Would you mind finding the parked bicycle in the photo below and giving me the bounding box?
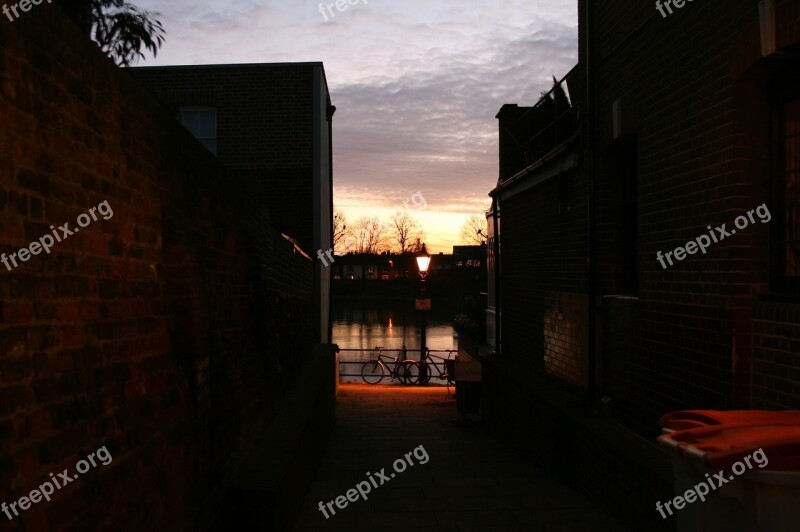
[418,349,456,393]
[361,346,420,385]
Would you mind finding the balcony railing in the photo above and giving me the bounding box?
[503,71,580,175]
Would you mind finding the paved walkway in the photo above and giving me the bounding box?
[293,383,630,531]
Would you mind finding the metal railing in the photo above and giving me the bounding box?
[337,347,455,380]
[504,71,580,169]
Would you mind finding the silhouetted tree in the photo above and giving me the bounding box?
[61,0,165,66]
[333,211,349,254]
[351,217,388,254]
[389,211,426,253]
[459,214,488,245]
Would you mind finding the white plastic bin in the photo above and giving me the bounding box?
[665,454,800,531]
[659,423,800,531]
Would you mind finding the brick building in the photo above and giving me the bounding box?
[128,63,335,343]
[483,0,800,528]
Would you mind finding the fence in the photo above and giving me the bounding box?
[337,347,455,383]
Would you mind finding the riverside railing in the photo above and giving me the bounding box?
[337,347,455,384]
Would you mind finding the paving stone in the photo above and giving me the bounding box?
[293,383,631,531]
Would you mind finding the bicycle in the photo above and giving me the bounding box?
[361,346,420,385]
[417,349,456,393]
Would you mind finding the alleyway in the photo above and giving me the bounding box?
[293,384,630,531]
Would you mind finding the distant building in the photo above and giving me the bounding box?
[432,251,454,271]
[332,253,408,280]
[129,62,335,343]
[452,245,485,269]
[331,248,484,280]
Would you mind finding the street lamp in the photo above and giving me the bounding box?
[416,248,431,279]
[415,245,431,371]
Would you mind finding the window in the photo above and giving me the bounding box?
[178,106,217,155]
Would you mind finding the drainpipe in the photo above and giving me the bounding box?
[327,104,336,344]
[491,196,501,355]
[585,0,597,401]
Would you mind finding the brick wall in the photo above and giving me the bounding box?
[1,7,314,530]
[497,63,588,388]
[499,164,587,373]
[592,0,800,434]
[753,303,800,407]
[543,291,587,387]
[494,0,800,439]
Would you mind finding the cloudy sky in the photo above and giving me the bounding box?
[135,0,578,253]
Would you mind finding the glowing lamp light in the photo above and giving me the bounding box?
[416,256,431,273]
[416,245,431,279]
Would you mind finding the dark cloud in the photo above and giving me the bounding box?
[134,0,578,243]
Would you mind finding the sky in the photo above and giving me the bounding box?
[134,0,578,253]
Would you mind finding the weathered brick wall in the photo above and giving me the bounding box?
[543,291,587,387]
[128,64,316,252]
[753,304,800,408]
[497,65,588,387]
[496,0,800,438]
[499,169,588,381]
[1,6,313,530]
[592,0,743,429]
[591,0,800,433]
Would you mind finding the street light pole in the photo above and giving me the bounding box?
[420,282,427,362]
[416,245,431,371]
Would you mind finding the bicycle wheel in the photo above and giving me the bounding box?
[361,360,385,384]
[398,361,420,385]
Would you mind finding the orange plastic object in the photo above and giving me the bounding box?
[659,410,800,432]
[658,424,800,472]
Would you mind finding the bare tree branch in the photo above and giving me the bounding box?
[459,213,488,245]
[333,211,349,254]
[351,217,388,254]
[388,211,420,253]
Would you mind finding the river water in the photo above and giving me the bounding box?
[332,302,458,382]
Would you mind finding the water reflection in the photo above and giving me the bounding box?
[333,303,457,383]
[332,304,457,352]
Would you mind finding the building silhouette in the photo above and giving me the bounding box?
[129,63,335,342]
[483,1,800,528]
